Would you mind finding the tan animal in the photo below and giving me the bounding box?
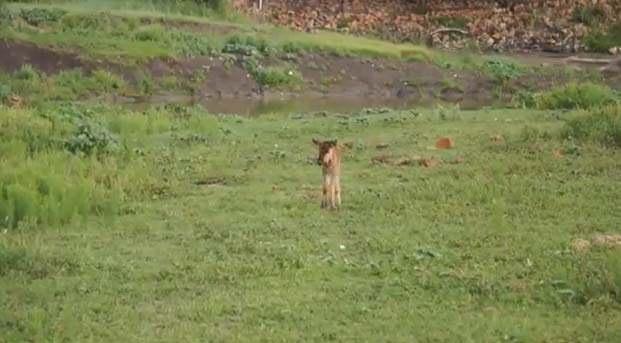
[312,138,342,209]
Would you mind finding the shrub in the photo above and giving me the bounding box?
[534,83,618,110]
[571,5,606,26]
[483,58,523,83]
[584,22,621,53]
[19,7,66,26]
[170,30,215,57]
[0,108,122,229]
[91,70,126,92]
[134,25,168,42]
[14,64,40,81]
[0,0,13,23]
[562,105,621,147]
[65,121,119,156]
[0,83,10,102]
[223,35,275,56]
[254,66,303,89]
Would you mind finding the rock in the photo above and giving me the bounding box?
[435,137,455,149]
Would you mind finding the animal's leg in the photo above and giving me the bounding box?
[321,177,328,209]
[335,176,341,208]
[329,178,337,209]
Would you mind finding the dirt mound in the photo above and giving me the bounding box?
[0,40,90,74]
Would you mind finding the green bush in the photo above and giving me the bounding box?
[584,22,621,53]
[254,66,303,89]
[562,105,621,147]
[0,0,13,23]
[170,30,215,57]
[0,108,122,229]
[14,64,40,81]
[91,70,126,92]
[65,121,119,156]
[534,83,618,110]
[19,7,66,26]
[571,5,606,26]
[483,58,523,82]
[223,35,275,56]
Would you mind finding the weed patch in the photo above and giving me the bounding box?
[562,105,621,147]
[18,7,66,26]
[584,22,621,53]
[483,57,523,83]
[533,83,618,110]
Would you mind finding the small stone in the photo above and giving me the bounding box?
[435,137,454,149]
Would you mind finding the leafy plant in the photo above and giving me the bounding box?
[170,30,215,57]
[534,82,618,110]
[571,5,606,26]
[222,35,275,56]
[483,58,523,83]
[562,105,621,147]
[584,22,621,53]
[14,64,40,81]
[19,7,66,26]
[65,121,119,156]
[0,83,10,102]
[0,0,13,23]
[254,66,303,89]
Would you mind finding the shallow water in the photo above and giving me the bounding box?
[113,93,493,115]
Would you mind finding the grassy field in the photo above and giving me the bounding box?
[1,1,621,341]
[0,1,433,63]
[1,100,621,341]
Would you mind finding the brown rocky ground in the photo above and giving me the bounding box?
[238,0,621,52]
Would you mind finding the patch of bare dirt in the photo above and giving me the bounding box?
[147,56,259,98]
[0,39,91,74]
[2,38,616,111]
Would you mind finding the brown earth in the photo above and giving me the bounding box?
[1,39,619,113]
[0,39,93,74]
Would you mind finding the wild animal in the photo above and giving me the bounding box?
[312,138,342,209]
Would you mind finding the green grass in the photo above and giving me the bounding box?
[0,65,131,104]
[584,21,621,53]
[531,82,619,110]
[1,1,435,63]
[563,105,621,147]
[1,102,620,341]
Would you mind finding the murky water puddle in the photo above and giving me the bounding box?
[111,93,494,115]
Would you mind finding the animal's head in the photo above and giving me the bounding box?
[312,138,338,166]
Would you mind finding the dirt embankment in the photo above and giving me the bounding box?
[1,39,618,110]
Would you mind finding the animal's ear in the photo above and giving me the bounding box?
[312,138,321,146]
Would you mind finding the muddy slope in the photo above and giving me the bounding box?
[1,40,617,108]
[0,39,92,74]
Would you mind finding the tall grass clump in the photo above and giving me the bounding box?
[534,82,618,110]
[584,22,621,53]
[0,106,142,229]
[562,104,621,148]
